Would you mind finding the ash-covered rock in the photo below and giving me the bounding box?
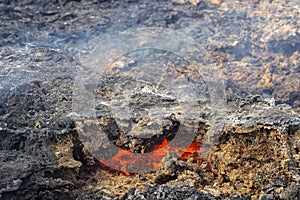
[0,77,90,199]
[203,94,300,198]
[77,188,119,200]
[95,76,183,153]
[154,152,187,184]
[126,183,215,200]
[225,94,300,132]
[0,129,78,200]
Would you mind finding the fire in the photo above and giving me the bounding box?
[100,138,201,176]
[180,138,202,161]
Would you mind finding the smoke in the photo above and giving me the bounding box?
[73,27,226,173]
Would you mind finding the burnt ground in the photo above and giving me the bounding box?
[0,0,300,199]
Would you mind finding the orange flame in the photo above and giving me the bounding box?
[180,138,202,161]
[100,138,201,176]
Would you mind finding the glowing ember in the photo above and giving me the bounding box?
[100,138,202,176]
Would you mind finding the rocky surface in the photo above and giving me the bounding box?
[206,95,300,198]
[0,0,299,199]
